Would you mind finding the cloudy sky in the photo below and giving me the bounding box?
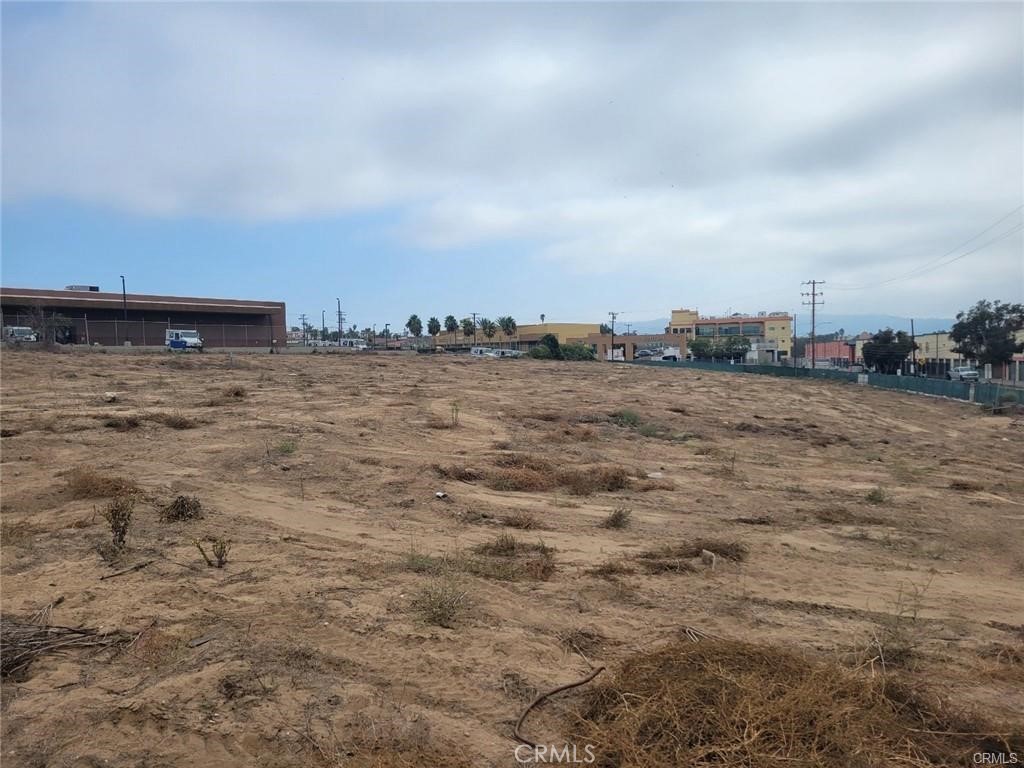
[2,2,1022,331]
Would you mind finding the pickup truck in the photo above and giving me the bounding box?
[947,366,979,382]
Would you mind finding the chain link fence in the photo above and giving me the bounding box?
[2,314,277,348]
[631,359,1020,407]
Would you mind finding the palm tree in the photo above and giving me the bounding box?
[498,316,517,348]
[427,316,441,348]
[406,314,423,338]
[481,318,498,344]
[444,315,458,344]
[461,317,475,341]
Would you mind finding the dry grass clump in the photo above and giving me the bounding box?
[635,477,676,491]
[541,425,598,443]
[486,467,558,492]
[147,412,198,430]
[432,464,481,482]
[949,479,985,492]
[410,578,471,627]
[636,539,747,574]
[66,467,139,499]
[474,532,548,556]
[204,385,247,406]
[865,486,888,505]
[588,559,636,578]
[815,507,885,526]
[503,510,540,530]
[160,495,203,522]
[470,534,556,581]
[425,414,454,429]
[599,508,632,529]
[570,639,1013,768]
[560,466,630,496]
[102,415,141,431]
[493,453,554,471]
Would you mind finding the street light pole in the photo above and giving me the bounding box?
[608,311,618,362]
[120,275,128,321]
[322,309,326,342]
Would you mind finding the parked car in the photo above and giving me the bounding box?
[636,349,654,358]
[947,366,979,382]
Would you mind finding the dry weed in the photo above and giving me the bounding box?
[65,467,138,499]
[570,639,1016,767]
[160,495,203,522]
[599,508,631,529]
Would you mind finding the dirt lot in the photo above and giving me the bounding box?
[1,349,1022,767]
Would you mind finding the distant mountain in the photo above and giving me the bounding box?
[623,314,954,337]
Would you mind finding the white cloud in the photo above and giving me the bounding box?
[2,2,1021,313]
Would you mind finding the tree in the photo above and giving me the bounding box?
[537,333,562,359]
[950,300,1024,366]
[688,337,714,360]
[720,336,751,362]
[599,323,612,335]
[445,315,459,340]
[427,316,441,345]
[461,317,475,339]
[498,316,517,347]
[480,317,497,343]
[406,314,423,338]
[862,328,917,374]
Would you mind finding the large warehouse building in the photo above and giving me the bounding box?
[0,286,287,348]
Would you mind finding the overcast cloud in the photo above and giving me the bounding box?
[2,2,1021,315]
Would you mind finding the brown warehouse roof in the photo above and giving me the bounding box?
[0,287,285,315]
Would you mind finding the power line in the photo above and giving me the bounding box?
[830,204,1024,291]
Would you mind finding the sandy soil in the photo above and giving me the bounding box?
[1,349,1022,767]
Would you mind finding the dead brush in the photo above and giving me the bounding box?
[65,467,138,499]
[147,412,198,430]
[587,559,636,578]
[599,508,632,529]
[193,537,230,567]
[160,495,203,522]
[493,453,555,472]
[101,415,141,431]
[502,510,540,530]
[102,495,135,550]
[560,466,631,496]
[486,467,558,492]
[570,639,1015,768]
[432,464,481,482]
[949,479,985,492]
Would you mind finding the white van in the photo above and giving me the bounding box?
[3,326,38,342]
[165,329,203,350]
[339,338,368,350]
[470,347,494,357]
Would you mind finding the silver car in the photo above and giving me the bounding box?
[947,366,979,382]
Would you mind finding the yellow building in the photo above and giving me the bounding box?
[666,308,793,358]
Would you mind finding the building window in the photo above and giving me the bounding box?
[741,323,763,335]
[718,324,740,335]
[672,328,679,334]
[696,325,716,337]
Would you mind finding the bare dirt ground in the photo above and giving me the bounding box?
[1,349,1022,767]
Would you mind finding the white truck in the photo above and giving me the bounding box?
[3,326,38,343]
[165,329,204,351]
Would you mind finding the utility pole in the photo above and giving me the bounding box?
[384,322,390,349]
[298,313,308,347]
[470,312,478,345]
[608,311,618,362]
[910,318,916,376]
[336,298,343,341]
[120,275,128,321]
[321,309,326,342]
[800,281,824,369]
[625,322,631,336]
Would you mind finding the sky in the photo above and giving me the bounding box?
[2,1,1022,333]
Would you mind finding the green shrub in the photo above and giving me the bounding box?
[561,343,596,361]
[529,345,553,360]
[537,333,562,359]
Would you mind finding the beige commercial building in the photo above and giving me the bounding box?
[666,308,793,359]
